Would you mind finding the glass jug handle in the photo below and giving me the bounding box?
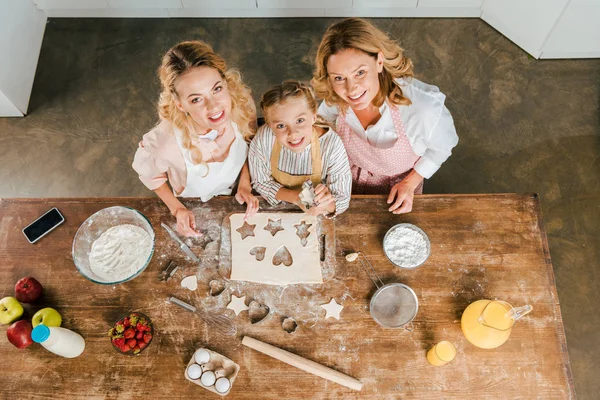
[510,305,533,320]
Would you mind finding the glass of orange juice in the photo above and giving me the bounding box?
[427,341,457,366]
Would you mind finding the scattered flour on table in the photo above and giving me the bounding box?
[384,226,429,268]
[89,224,152,281]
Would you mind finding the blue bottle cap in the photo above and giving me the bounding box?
[31,324,50,343]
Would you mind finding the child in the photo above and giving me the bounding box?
[249,81,352,217]
[312,18,459,214]
[132,41,259,236]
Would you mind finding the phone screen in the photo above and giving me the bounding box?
[23,208,64,243]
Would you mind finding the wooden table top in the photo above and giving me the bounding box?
[0,194,574,399]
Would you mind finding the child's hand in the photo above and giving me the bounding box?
[173,207,203,237]
[306,184,336,216]
[313,184,334,207]
[235,187,260,221]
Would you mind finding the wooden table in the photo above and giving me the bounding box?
[0,195,574,399]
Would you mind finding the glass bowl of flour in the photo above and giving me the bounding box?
[383,223,430,269]
[72,206,155,284]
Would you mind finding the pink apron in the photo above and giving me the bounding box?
[336,104,423,195]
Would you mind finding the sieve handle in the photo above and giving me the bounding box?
[403,322,414,332]
[358,252,384,289]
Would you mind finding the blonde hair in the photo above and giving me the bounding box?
[157,40,256,166]
[311,18,414,112]
[260,80,331,130]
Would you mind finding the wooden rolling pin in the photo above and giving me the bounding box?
[242,336,363,391]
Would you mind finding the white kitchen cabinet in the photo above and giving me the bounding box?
[33,0,108,9]
[182,0,256,8]
[418,0,483,7]
[353,0,417,7]
[257,0,351,8]
[108,0,183,8]
[1,0,46,116]
[541,2,600,58]
[481,0,569,58]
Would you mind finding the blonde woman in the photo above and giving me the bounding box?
[312,18,458,214]
[249,81,351,217]
[133,41,259,236]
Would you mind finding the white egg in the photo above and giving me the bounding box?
[186,363,202,380]
[200,370,216,387]
[215,377,231,393]
[194,349,210,364]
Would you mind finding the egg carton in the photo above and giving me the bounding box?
[185,348,240,396]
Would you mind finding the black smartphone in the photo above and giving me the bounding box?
[22,207,65,244]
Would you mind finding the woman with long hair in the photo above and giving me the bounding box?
[312,18,459,214]
[133,41,258,236]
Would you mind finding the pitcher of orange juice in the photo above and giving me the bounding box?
[461,300,532,349]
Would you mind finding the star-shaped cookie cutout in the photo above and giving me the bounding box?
[236,221,256,240]
[294,221,312,247]
[227,294,249,316]
[264,218,284,237]
[321,298,344,320]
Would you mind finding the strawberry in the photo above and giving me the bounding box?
[132,345,141,354]
[126,338,137,349]
[143,333,152,344]
[124,328,135,339]
[112,338,125,348]
[138,341,147,350]
[136,331,143,340]
[123,317,130,327]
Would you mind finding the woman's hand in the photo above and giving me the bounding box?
[235,186,259,221]
[387,171,423,214]
[173,207,202,237]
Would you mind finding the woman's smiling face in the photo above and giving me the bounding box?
[326,48,384,111]
[175,66,232,133]
[267,98,315,153]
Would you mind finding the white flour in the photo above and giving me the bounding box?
[89,224,152,281]
[384,226,429,268]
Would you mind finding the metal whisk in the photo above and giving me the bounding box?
[168,296,237,336]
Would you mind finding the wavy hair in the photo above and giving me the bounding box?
[260,80,331,130]
[157,40,256,166]
[311,18,414,112]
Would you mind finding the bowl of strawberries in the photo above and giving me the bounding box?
[108,312,154,355]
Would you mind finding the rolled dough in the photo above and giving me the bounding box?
[229,213,322,285]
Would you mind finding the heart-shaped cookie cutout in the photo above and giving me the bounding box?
[181,275,198,291]
[282,317,297,334]
[272,246,293,267]
[209,279,225,296]
[249,246,266,261]
[248,300,270,324]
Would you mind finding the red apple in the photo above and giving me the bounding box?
[7,320,34,349]
[14,277,43,303]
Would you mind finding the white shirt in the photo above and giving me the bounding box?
[317,77,459,179]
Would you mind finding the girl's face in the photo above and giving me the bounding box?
[175,66,232,134]
[326,48,384,111]
[267,98,316,153]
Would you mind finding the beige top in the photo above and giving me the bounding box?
[132,119,239,194]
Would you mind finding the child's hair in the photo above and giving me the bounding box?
[311,18,414,112]
[157,40,256,165]
[260,80,331,129]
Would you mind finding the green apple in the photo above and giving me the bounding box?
[0,297,24,325]
[32,307,62,328]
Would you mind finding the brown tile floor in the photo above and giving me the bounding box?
[1,18,598,398]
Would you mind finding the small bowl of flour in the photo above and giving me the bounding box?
[72,206,155,284]
[383,223,430,269]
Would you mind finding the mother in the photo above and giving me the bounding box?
[312,18,459,214]
[133,41,258,236]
